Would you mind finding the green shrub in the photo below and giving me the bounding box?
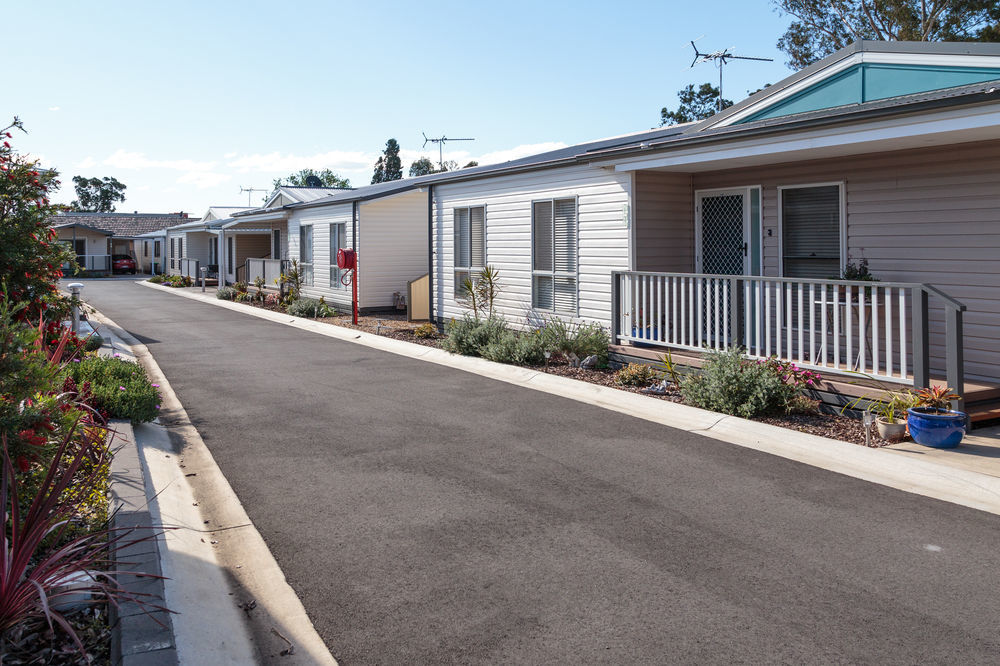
[66,356,161,424]
[233,281,249,294]
[287,297,335,318]
[216,286,237,300]
[83,333,104,352]
[413,322,438,339]
[680,347,799,419]
[148,275,166,284]
[441,315,509,356]
[615,362,660,387]
[481,329,547,366]
[538,316,609,364]
[234,292,251,303]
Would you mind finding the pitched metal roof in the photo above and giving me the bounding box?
[50,212,190,237]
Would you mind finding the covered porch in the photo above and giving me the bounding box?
[217,217,286,286]
[612,138,1000,416]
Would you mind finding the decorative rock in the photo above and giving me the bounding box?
[641,380,670,395]
[580,355,599,369]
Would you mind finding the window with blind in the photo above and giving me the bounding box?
[300,225,314,287]
[781,184,842,279]
[453,206,485,297]
[532,198,577,315]
[329,222,346,288]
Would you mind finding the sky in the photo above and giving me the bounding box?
[6,1,797,215]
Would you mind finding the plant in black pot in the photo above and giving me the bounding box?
[907,386,967,449]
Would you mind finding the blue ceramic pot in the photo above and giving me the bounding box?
[906,407,967,449]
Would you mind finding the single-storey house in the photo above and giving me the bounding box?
[136,229,167,274]
[52,211,191,274]
[164,206,252,279]
[416,41,1000,416]
[229,183,427,313]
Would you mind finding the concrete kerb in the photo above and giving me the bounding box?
[88,307,337,664]
[139,279,1000,516]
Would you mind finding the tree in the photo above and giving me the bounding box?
[70,175,126,212]
[0,117,74,321]
[463,161,479,169]
[773,0,1000,69]
[371,138,402,183]
[660,83,734,126]
[408,157,436,177]
[273,168,350,189]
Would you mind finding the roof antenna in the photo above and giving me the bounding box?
[689,41,773,112]
[422,132,475,171]
[239,186,268,206]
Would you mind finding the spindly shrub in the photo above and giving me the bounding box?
[614,362,660,387]
[216,286,237,301]
[680,347,801,419]
[441,315,509,356]
[481,329,547,366]
[287,297,334,318]
[66,356,161,424]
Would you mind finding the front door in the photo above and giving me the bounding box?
[695,189,749,275]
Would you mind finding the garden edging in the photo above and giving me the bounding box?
[138,279,1000,516]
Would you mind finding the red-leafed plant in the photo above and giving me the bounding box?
[1,423,167,653]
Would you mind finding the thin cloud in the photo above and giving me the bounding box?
[177,171,231,189]
[76,156,97,169]
[104,149,216,172]
[48,106,60,112]
[226,150,372,173]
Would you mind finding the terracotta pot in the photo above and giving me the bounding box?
[876,417,907,442]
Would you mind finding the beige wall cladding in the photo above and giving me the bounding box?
[684,139,1000,382]
[634,171,694,273]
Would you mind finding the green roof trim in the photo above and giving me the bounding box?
[738,62,1000,124]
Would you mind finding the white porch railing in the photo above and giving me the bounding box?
[178,257,200,279]
[612,271,966,392]
[245,258,288,287]
[65,254,111,272]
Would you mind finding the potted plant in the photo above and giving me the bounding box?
[871,390,916,442]
[907,386,967,449]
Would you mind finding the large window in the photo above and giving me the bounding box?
[227,237,233,275]
[300,224,314,287]
[154,240,160,257]
[780,184,842,279]
[453,206,485,297]
[170,238,176,269]
[532,198,577,315]
[329,223,346,288]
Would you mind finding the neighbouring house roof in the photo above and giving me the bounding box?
[53,222,113,236]
[50,212,191,238]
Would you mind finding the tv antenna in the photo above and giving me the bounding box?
[239,186,269,206]
[422,132,475,171]
[690,41,773,112]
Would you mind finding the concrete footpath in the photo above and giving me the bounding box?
[90,308,337,664]
[142,280,1000,517]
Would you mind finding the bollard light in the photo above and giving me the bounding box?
[67,282,84,334]
[200,266,208,292]
[863,410,874,447]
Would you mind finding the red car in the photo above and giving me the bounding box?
[112,254,137,274]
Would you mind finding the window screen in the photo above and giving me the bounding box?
[781,185,841,278]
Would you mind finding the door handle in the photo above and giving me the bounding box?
[742,242,748,256]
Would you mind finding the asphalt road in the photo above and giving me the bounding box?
[82,280,1000,665]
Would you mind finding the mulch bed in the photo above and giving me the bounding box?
[2,604,111,665]
[226,297,879,447]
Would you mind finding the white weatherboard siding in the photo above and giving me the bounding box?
[432,164,631,328]
[289,204,355,310]
[357,191,429,310]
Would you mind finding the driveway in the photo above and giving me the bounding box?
[82,280,1000,664]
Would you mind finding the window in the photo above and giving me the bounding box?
[453,206,485,297]
[300,225,314,287]
[273,229,281,259]
[532,198,577,315]
[178,238,184,260]
[227,237,233,275]
[780,184,842,278]
[154,240,160,257]
[329,223,346,288]
[209,237,218,265]
[144,242,149,257]
[170,238,176,269]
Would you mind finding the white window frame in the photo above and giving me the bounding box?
[777,181,847,278]
[453,205,486,298]
[531,196,579,317]
[299,224,314,287]
[329,222,346,289]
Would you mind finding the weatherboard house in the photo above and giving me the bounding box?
[416,40,1000,416]
[53,211,189,274]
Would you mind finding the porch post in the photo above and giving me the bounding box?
[911,286,930,389]
[610,272,621,345]
[945,305,965,410]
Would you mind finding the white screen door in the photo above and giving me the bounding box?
[696,189,749,275]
